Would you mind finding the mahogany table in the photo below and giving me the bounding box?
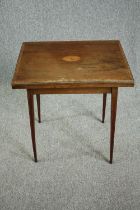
[11,40,134,163]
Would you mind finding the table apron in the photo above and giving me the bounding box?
[28,87,112,95]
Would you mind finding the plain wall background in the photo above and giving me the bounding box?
[0,0,139,87]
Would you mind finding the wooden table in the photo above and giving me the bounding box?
[11,40,134,163]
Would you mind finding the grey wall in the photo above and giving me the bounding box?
[0,0,139,86]
[135,0,140,87]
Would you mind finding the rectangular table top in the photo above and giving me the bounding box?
[11,40,134,89]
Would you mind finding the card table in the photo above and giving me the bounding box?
[11,40,134,163]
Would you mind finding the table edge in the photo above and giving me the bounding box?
[11,80,134,89]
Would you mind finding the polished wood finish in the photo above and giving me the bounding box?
[36,94,41,123]
[30,87,111,95]
[11,40,134,163]
[12,40,134,89]
[110,88,118,164]
[102,93,107,123]
[27,90,37,162]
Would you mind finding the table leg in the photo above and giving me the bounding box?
[110,87,118,164]
[27,90,37,162]
[102,93,107,123]
[36,94,41,123]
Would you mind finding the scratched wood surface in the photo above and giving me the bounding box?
[11,40,134,89]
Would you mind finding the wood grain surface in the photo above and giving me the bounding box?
[11,40,134,89]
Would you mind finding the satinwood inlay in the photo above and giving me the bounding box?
[62,55,81,62]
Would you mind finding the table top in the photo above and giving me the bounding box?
[11,40,134,89]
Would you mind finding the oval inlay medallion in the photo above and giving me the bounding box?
[62,55,80,62]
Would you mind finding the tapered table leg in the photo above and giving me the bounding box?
[27,90,37,162]
[36,94,41,123]
[102,93,107,123]
[110,88,118,164]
